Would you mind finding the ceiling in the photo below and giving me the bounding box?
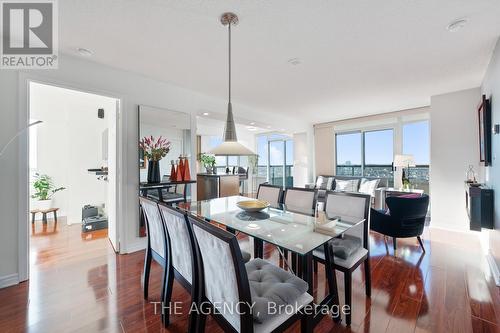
[60,0,500,124]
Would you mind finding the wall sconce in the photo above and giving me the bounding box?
[493,124,500,135]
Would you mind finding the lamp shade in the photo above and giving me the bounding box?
[208,141,255,156]
[394,154,416,167]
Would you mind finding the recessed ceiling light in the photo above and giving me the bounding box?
[288,57,301,65]
[446,18,468,32]
[202,112,209,116]
[246,126,257,131]
[250,122,255,125]
[77,47,93,56]
[266,125,272,129]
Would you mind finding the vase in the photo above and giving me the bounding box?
[170,161,177,181]
[147,160,161,183]
[183,158,191,181]
[178,157,185,181]
[35,199,52,211]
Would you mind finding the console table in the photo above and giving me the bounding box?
[465,182,494,231]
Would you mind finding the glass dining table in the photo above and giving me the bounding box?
[176,195,365,326]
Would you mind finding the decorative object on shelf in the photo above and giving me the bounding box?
[208,12,255,156]
[493,124,500,135]
[465,164,477,183]
[394,154,415,190]
[139,135,171,183]
[183,156,191,181]
[178,156,185,181]
[200,153,216,174]
[31,173,66,210]
[170,160,177,181]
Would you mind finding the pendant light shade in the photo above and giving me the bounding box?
[208,12,255,156]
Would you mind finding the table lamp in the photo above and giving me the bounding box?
[393,154,415,189]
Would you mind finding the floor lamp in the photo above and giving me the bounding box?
[0,120,43,158]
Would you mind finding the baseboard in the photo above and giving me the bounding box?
[0,273,19,289]
[486,253,500,287]
[125,239,147,254]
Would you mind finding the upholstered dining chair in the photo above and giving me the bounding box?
[139,196,168,303]
[370,194,429,253]
[157,202,198,329]
[312,191,371,326]
[283,187,317,216]
[256,183,283,208]
[189,215,314,333]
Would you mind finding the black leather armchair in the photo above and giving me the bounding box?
[370,194,429,253]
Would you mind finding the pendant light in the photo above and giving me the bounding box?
[209,12,255,156]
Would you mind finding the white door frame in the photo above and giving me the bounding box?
[17,72,126,282]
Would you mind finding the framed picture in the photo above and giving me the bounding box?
[478,95,492,166]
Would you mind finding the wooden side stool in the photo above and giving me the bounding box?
[31,208,59,224]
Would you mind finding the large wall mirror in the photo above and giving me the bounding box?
[138,105,192,236]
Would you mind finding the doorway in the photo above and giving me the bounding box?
[28,81,120,258]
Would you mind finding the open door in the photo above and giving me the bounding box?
[107,100,119,252]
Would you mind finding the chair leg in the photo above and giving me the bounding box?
[301,311,313,333]
[364,259,371,297]
[162,265,174,327]
[187,292,198,332]
[143,248,152,300]
[393,237,397,253]
[344,273,352,326]
[313,259,318,273]
[417,236,426,253]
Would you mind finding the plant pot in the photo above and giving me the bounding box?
[36,199,52,211]
[147,160,161,183]
[205,166,214,174]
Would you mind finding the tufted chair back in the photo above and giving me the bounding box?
[140,196,167,259]
[158,203,194,285]
[189,216,253,332]
[324,191,370,248]
[284,187,317,216]
[257,184,283,208]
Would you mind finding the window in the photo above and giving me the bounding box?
[336,129,394,182]
[256,134,294,188]
[403,121,430,193]
[335,132,362,176]
[363,129,393,179]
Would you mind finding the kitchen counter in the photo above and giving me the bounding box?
[197,173,240,200]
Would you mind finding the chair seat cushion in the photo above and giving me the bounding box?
[314,235,362,260]
[313,246,368,270]
[246,258,309,323]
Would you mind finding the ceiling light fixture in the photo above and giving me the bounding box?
[202,112,209,116]
[77,47,93,56]
[446,18,468,32]
[250,122,255,125]
[209,12,255,156]
[288,57,301,65]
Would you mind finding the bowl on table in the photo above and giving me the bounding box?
[236,200,270,212]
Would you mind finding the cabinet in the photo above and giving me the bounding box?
[465,183,494,231]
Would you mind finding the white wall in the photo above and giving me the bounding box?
[430,88,481,231]
[481,38,500,277]
[1,54,304,287]
[30,83,117,224]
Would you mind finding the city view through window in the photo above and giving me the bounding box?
[336,121,430,192]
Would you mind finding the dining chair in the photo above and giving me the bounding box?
[256,183,283,208]
[189,215,314,333]
[312,191,371,326]
[157,202,199,329]
[283,187,317,216]
[139,196,168,304]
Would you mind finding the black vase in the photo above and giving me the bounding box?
[147,160,161,183]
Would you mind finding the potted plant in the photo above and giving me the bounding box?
[31,173,65,210]
[200,153,216,174]
[139,136,171,183]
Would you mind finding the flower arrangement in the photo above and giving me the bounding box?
[139,136,171,162]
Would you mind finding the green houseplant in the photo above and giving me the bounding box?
[200,153,216,174]
[32,173,65,210]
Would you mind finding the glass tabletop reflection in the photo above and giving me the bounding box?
[176,196,365,256]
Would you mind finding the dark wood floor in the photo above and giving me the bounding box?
[0,217,499,332]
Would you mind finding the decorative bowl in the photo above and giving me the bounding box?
[236,200,270,212]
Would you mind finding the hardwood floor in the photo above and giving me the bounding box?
[0,217,499,332]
